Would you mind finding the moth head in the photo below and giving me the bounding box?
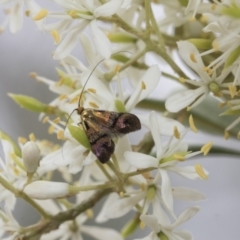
[77,106,84,115]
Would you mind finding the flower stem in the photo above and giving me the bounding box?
[0,174,50,219]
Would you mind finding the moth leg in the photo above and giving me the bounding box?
[77,122,82,126]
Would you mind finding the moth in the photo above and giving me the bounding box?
[71,54,141,164]
[77,106,141,164]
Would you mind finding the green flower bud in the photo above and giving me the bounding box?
[188,39,212,50]
[68,124,91,149]
[115,100,126,112]
[108,33,137,43]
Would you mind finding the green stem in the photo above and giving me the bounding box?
[0,174,50,219]
[96,161,114,181]
[125,167,156,178]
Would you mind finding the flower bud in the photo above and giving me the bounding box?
[24,181,73,199]
[22,141,40,173]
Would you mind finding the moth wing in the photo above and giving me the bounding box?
[92,110,141,136]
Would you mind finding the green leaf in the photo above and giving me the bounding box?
[0,131,21,157]
[224,45,240,68]
[68,124,91,149]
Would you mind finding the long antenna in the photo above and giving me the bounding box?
[77,50,133,108]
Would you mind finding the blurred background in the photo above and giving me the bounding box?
[1,1,240,239]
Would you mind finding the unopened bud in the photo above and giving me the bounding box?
[22,141,40,173]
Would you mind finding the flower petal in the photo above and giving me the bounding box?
[165,86,207,113]
[140,215,161,233]
[94,0,123,17]
[126,66,161,111]
[81,225,123,240]
[170,206,200,229]
[124,151,158,168]
[53,21,88,60]
[177,41,210,82]
[159,169,173,212]
[106,192,145,218]
[172,187,206,202]
[90,19,112,59]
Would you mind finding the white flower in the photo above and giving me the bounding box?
[134,207,200,240]
[166,41,231,112]
[41,214,123,240]
[124,111,207,212]
[44,0,129,59]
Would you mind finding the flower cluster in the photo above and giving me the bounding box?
[2,0,239,239]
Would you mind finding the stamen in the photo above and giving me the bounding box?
[87,88,96,94]
[201,142,213,155]
[173,126,180,139]
[48,125,55,134]
[224,130,229,140]
[18,137,27,144]
[114,65,121,74]
[53,117,61,124]
[51,29,60,44]
[141,81,146,90]
[189,114,198,133]
[119,191,124,198]
[33,9,48,21]
[195,164,208,179]
[140,222,145,229]
[25,10,30,17]
[70,96,79,104]
[190,53,197,63]
[29,72,37,78]
[89,102,99,108]
[179,77,186,83]
[59,94,67,100]
[174,154,185,161]
[57,130,64,140]
[42,116,49,123]
[140,183,146,191]
[29,133,36,141]
[86,209,94,218]
[228,84,237,98]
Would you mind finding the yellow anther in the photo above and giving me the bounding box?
[59,94,67,100]
[86,209,94,219]
[57,130,64,140]
[33,9,48,21]
[224,130,229,140]
[187,106,191,111]
[13,167,20,176]
[69,10,77,18]
[89,102,99,109]
[87,88,97,94]
[212,41,219,51]
[174,154,185,161]
[42,116,49,123]
[18,137,27,144]
[29,72,37,78]
[189,17,196,22]
[140,221,145,229]
[218,102,226,108]
[190,53,197,63]
[179,77,186,83]
[53,117,61,124]
[29,133,36,141]
[69,96,79,104]
[141,81,146,90]
[25,10,30,17]
[114,65,121,74]
[48,125,55,134]
[140,183,146,191]
[228,84,236,98]
[51,29,60,44]
[57,78,64,86]
[211,3,216,10]
[189,114,198,133]
[173,126,180,139]
[119,191,125,198]
[195,164,208,179]
[10,152,17,162]
[201,141,213,155]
